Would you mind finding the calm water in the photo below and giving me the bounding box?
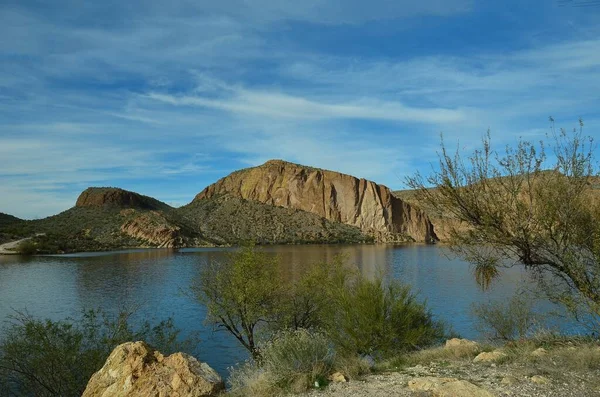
[0,244,580,376]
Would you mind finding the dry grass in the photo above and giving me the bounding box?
[227,329,372,397]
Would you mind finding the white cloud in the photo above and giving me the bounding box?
[145,89,468,124]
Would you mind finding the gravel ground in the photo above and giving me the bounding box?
[303,355,600,397]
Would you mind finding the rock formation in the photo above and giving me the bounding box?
[82,341,224,397]
[76,187,169,210]
[195,160,437,243]
[120,211,185,248]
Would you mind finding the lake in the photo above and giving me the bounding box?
[0,244,582,377]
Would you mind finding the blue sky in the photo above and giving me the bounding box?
[1,0,599,219]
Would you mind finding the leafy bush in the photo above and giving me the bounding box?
[196,247,445,362]
[323,277,446,358]
[471,293,540,341]
[0,308,196,397]
[17,240,37,255]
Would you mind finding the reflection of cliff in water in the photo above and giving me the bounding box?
[260,244,393,280]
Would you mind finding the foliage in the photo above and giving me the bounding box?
[0,308,196,397]
[228,329,337,395]
[17,240,37,256]
[471,293,540,341]
[191,245,282,359]
[195,246,445,364]
[274,256,352,332]
[406,120,600,329]
[323,276,446,358]
[261,329,334,390]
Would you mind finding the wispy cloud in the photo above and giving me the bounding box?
[1,0,599,218]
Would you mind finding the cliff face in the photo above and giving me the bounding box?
[120,210,185,248]
[195,160,437,243]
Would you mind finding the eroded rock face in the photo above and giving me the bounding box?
[120,211,184,248]
[195,160,437,243]
[82,341,224,397]
[76,187,167,210]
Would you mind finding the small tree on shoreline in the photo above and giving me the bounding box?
[406,119,600,329]
[192,246,282,360]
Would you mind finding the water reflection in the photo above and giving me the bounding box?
[0,244,581,376]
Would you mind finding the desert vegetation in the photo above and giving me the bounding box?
[0,308,198,397]
[407,120,600,332]
[192,245,447,395]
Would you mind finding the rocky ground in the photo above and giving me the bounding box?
[304,339,600,397]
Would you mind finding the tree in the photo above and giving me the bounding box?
[192,246,282,359]
[407,119,600,329]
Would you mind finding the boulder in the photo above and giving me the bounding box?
[473,351,507,363]
[82,341,224,397]
[444,338,479,356]
[530,347,548,358]
[408,377,495,397]
[501,375,519,385]
[408,377,458,392]
[530,375,550,385]
[329,372,348,383]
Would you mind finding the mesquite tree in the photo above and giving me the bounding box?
[407,119,600,329]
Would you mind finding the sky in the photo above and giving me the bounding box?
[1,0,599,219]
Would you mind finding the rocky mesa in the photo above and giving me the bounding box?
[195,160,437,243]
[76,187,170,210]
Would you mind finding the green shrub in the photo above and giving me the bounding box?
[17,240,37,255]
[0,308,196,397]
[471,293,540,341]
[323,277,446,358]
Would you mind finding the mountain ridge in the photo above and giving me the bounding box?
[195,160,437,243]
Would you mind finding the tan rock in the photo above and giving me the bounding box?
[473,351,507,363]
[530,347,548,357]
[195,160,437,243]
[444,338,479,355]
[501,376,519,385]
[408,377,458,392]
[408,377,494,397]
[531,375,550,384]
[329,372,348,383]
[434,380,495,397]
[82,341,224,397]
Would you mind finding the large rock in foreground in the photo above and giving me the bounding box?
[82,341,224,397]
[195,160,437,243]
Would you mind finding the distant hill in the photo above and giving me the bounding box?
[196,159,436,243]
[0,213,25,244]
[178,194,367,245]
[0,212,22,228]
[76,187,171,211]
[0,185,369,254]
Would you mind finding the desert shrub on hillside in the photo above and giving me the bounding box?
[17,240,37,255]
